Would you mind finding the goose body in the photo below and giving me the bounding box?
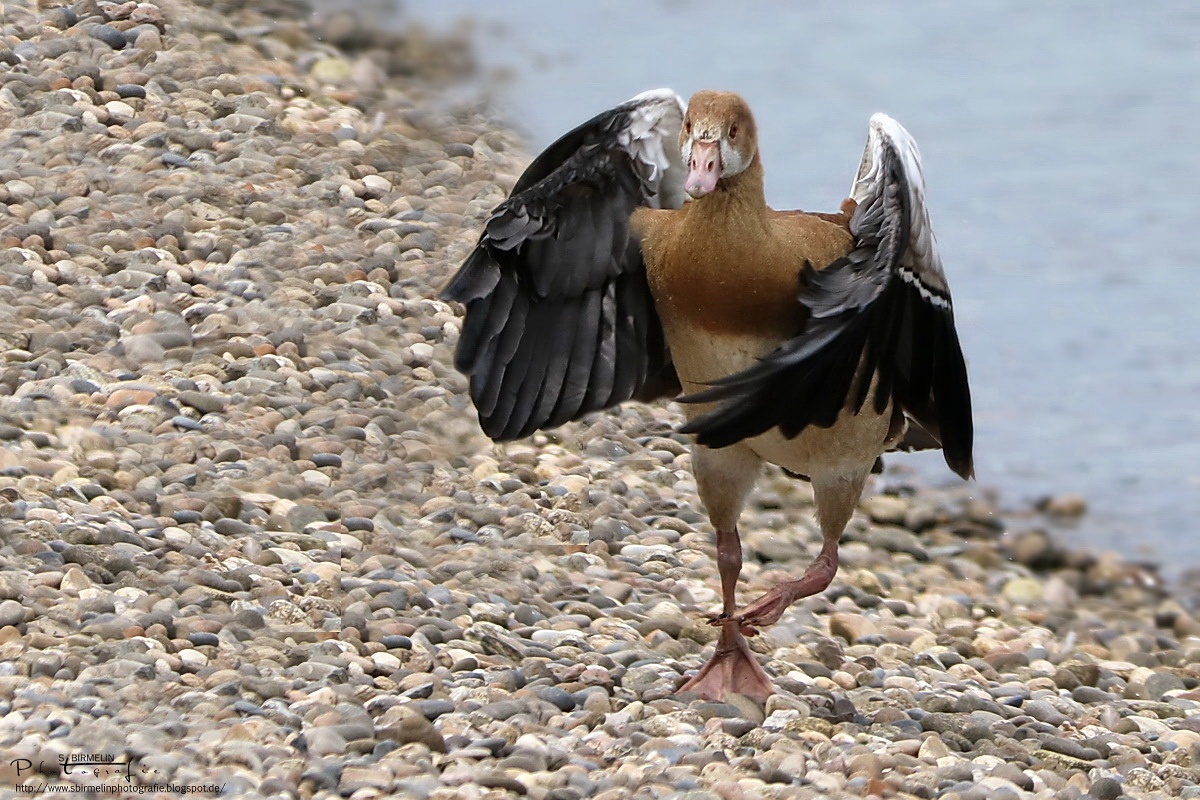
[444,89,973,703]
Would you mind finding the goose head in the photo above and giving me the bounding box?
[681,91,759,198]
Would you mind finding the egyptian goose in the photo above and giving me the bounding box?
[443,89,973,703]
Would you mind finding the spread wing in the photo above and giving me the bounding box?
[443,89,686,441]
[681,113,974,480]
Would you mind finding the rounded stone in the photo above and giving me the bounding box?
[0,600,25,627]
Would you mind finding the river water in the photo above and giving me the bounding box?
[404,1,1200,575]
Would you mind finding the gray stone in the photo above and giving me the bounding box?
[0,600,25,627]
[1145,671,1185,700]
[87,24,127,49]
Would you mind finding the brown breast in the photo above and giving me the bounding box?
[637,204,853,341]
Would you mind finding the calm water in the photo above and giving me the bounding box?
[404,2,1200,574]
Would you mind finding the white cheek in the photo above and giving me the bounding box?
[719,140,747,177]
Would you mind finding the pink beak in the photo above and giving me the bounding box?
[685,140,721,197]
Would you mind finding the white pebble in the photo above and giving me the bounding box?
[371,652,402,672]
[362,174,391,194]
[408,343,434,365]
[104,100,136,124]
[619,543,675,561]
[178,648,208,669]
[301,469,332,488]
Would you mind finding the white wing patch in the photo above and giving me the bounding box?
[898,266,951,309]
[853,113,950,297]
[616,89,687,210]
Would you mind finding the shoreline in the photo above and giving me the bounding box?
[1,2,1198,798]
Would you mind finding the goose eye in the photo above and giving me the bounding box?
[729,123,739,140]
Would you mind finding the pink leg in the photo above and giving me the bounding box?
[720,471,863,630]
[679,444,776,701]
[723,533,840,630]
[715,526,742,615]
[680,462,863,701]
[678,525,774,702]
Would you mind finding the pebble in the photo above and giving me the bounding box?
[177,648,208,670]
[87,23,127,49]
[1040,493,1088,517]
[1001,576,1043,605]
[0,2,1192,798]
[829,612,878,643]
[305,727,348,757]
[187,632,220,647]
[0,600,25,627]
[377,707,446,752]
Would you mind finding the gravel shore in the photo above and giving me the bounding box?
[2,2,1199,799]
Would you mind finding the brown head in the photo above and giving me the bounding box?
[681,91,759,198]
